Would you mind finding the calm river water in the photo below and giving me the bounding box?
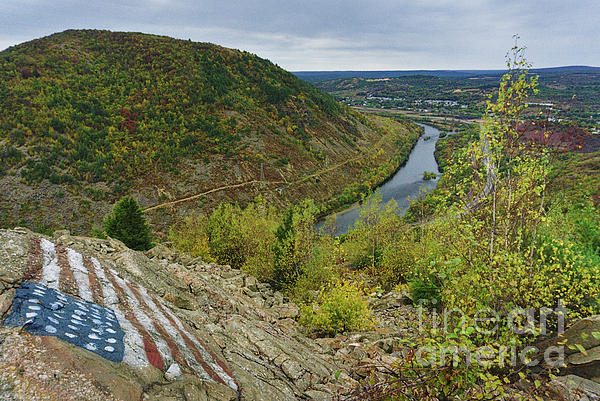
[318,124,442,235]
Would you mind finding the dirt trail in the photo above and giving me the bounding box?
[144,152,372,212]
[144,156,361,212]
[144,180,282,212]
[144,127,397,213]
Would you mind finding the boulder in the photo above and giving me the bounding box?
[165,363,182,381]
[270,303,300,320]
[370,291,412,311]
[545,315,600,355]
[243,276,259,291]
[0,289,14,319]
[568,345,600,366]
[539,314,600,384]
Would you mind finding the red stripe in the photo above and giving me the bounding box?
[156,292,237,383]
[105,270,165,371]
[82,256,104,304]
[57,246,78,295]
[24,238,43,282]
[151,293,230,386]
[187,320,237,385]
[126,280,191,373]
[143,337,164,369]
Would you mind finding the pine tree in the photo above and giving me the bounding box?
[272,207,298,290]
[103,196,153,251]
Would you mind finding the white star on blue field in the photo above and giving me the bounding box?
[5,281,125,362]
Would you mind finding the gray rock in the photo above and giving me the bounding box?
[371,291,412,311]
[548,316,600,355]
[0,229,344,401]
[554,375,600,400]
[0,289,15,319]
[53,229,70,240]
[569,345,600,365]
[539,315,600,384]
[145,243,177,260]
[244,275,259,292]
[372,337,400,354]
[303,389,332,401]
[271,303,300,319]
[183,383,207,401]
[177,254,194,266]
[165,363,182,381]
[273,291,284,306]
[0,231,31,284]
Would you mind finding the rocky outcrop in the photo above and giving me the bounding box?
[547,375,600,401]
[534,314,600,400]
[0,228,349,401]
[10,227,598,401]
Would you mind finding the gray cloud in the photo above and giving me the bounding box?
[0,0,598,70]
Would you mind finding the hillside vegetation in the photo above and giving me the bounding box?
[0,29,417,234]
[171,48,600,399]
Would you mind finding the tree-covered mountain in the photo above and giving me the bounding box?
[0,29,417,235]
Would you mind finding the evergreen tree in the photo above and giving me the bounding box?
[103,196,153,251]
[271,201,318,291]
[272,207,299,290]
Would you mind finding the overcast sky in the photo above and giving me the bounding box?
[1,0,598,71]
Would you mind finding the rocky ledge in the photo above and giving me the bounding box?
[0,228,346,401]
[1,228,599,401]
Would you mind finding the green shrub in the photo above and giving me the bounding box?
[291,238,337,303]
[531,235,600,318]
[203,204,246,268]
[272,201,321,291]
[167,216,213,262]
[376,241,415,290]
[169,198,278,276]
[103,196,153,251]
[299,281,373,336]
[272,207,299,289]
[92,225,107,239]
[351,250,380,270]
[423,171,437,180]
[409,275,441,307]
[573,204,600,256]
[235,201,278,280]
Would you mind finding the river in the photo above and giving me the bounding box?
[318,124,442,235]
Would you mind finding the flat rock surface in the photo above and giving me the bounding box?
[0,229,343,401]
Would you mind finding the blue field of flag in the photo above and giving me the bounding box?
[4,281,125,363]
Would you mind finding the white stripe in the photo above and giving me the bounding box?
[134,284,212,381]
[40,238,60,289]
[91,258,148,369]
[66,248,93,302]
[157,297,237,390]
[109,269,173,367]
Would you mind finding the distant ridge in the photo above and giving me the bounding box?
[294,66,600,82]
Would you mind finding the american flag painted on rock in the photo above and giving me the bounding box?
[4,237,238,392]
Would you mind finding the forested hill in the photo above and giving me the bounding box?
[0,29,348,183]
[0,29,416,235]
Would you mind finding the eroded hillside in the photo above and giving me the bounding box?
[0,29,418,235]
